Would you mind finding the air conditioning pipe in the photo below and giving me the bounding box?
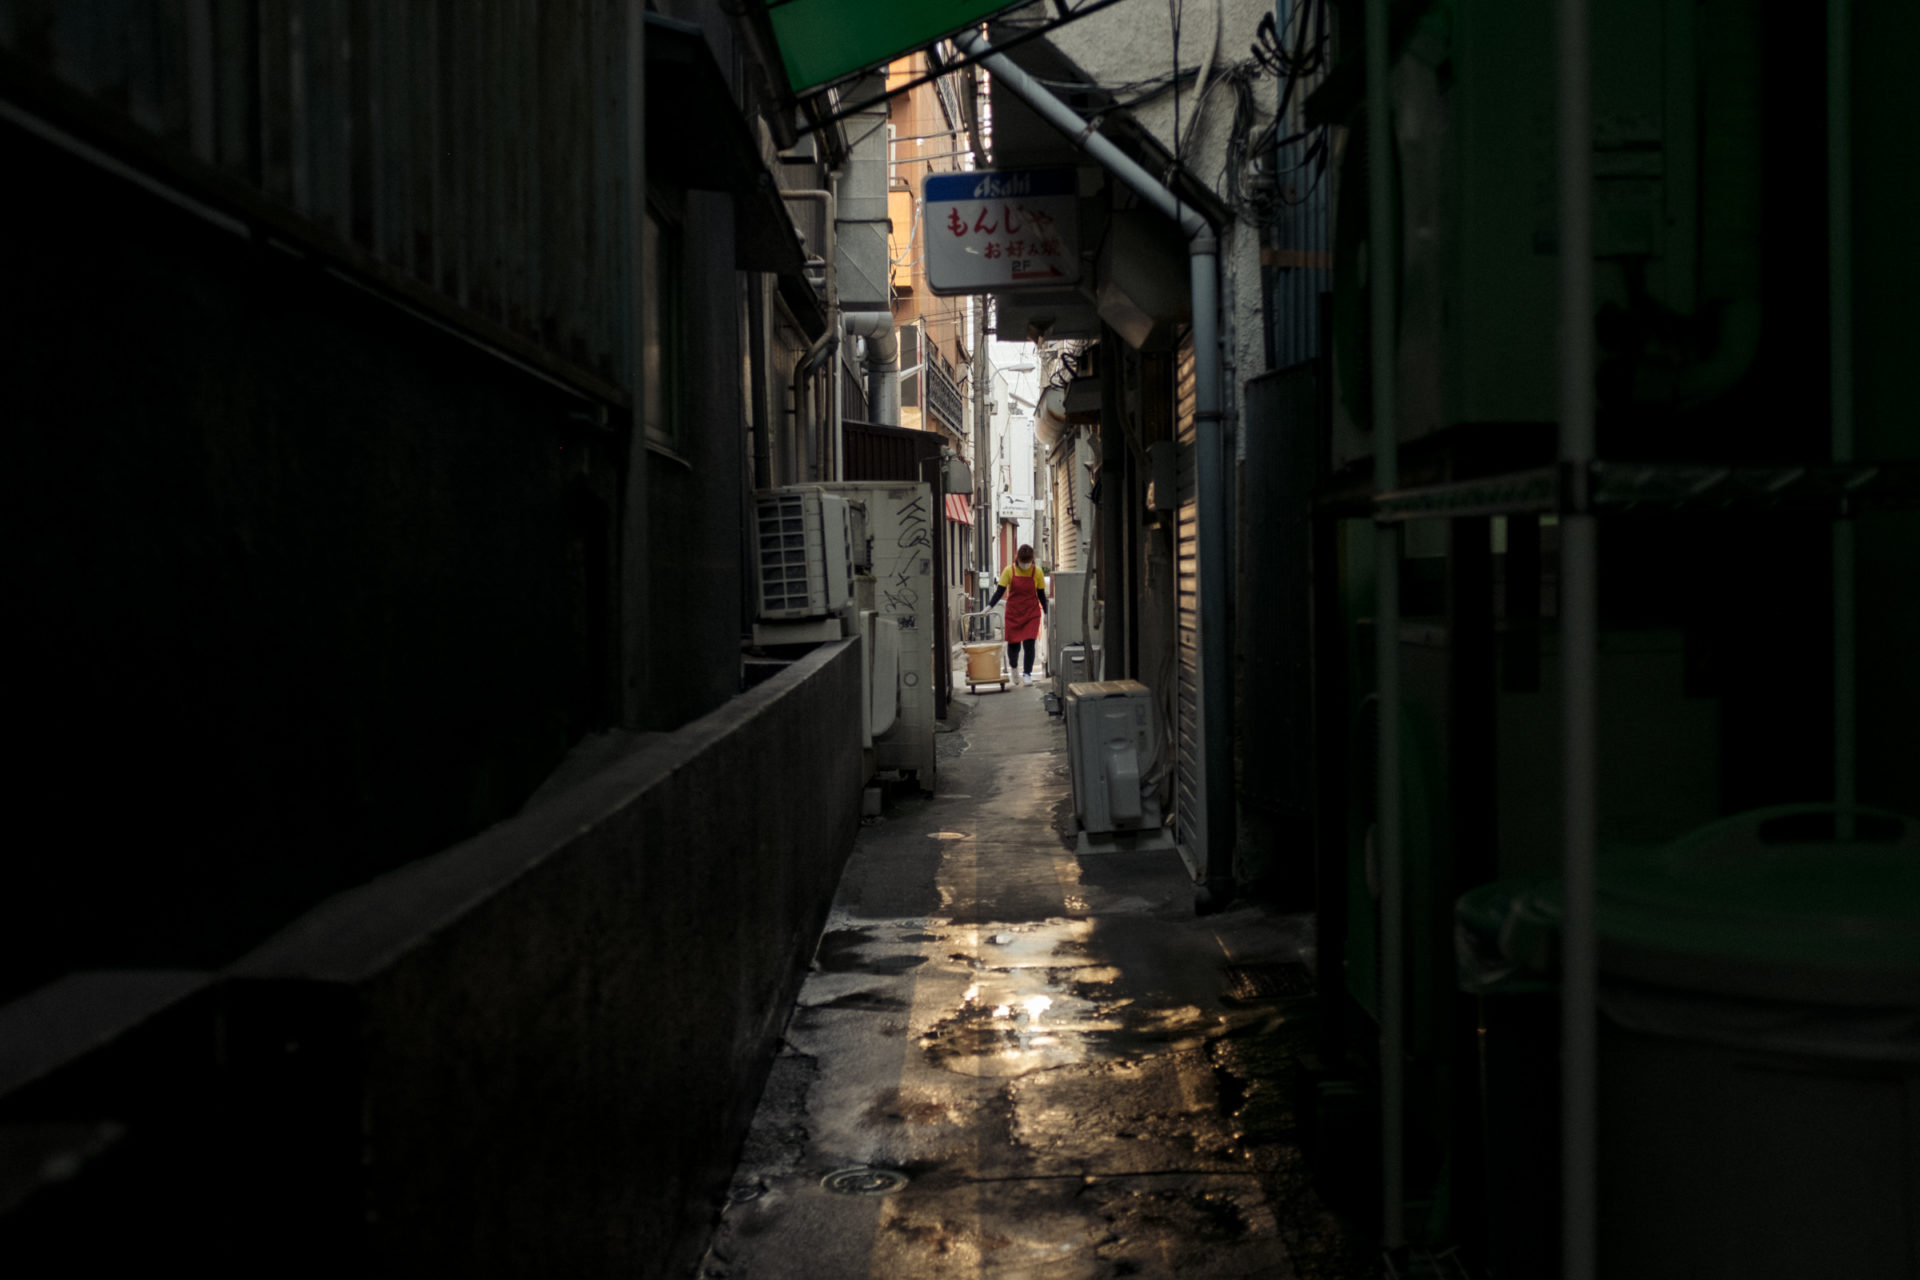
[956,28,1234,911]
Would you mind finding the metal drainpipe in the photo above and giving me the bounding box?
[956,28,1236,910]
[748,277,772,489]
[618,4,650,729]
[1362,0,1404,1253]
[976,295,991,594]
[1828,0,1855,839]
[780,189,839,483]
[794,330,838,482]
[1555,0,1599,1276]
[838,79,899,429]
[831,168,847,477]
[845,311,901,426]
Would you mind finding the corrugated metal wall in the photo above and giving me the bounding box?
[1048,432,1096,573]
[1174,334,1205,866]
[1051,455,1079,572]
[844,418,939,484]
[0,0,634,395]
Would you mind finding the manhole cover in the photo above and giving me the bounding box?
[821,1166,909,1196]
[1223,961,1315,1002]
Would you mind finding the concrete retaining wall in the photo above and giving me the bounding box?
[0,641,863,1279]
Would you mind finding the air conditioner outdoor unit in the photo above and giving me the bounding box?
[752,487,853,643]
[1046,570,1087,680]
[1047,642,1103,715]
[1064,679,1172,854]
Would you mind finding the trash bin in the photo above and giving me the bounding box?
[1458,805,1920,1280]
[1456,878,1561,1280]
[963,643,1003,684]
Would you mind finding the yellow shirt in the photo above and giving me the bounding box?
[998,564,1046,592]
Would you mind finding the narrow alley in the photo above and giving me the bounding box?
[700,663,1369,1279]
[7,3,1919,1277]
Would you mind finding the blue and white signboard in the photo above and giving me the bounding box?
[924,168,1080,295]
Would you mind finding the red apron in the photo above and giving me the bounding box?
[1005,567,1043,643]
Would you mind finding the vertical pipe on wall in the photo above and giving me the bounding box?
[1190,237,1236,909]
[976,295,991,594]
[1362,0,1403,1254]
[1828,0,1855,835]
[749,276,772,490]
[833,318,845,480]
[780,188,839,483]
[1555,0,1598,1276]
[1101,325,1128,678]
[794,329,836,484]
[954,27,1234,906]
[618,0,651,727]
[833,166,848,479]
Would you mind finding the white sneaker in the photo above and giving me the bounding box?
[1023,672,1034,686]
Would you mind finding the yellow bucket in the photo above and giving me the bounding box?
[963,643,1002,681]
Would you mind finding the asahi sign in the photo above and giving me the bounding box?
[924,169,1079,296]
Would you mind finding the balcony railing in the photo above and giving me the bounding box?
[926,355,964,434]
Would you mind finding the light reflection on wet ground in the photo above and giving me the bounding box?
[698,676,1360,1279]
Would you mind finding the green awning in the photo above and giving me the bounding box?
[763,0,1022,93]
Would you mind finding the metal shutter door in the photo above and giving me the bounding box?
[1173,335,1206,868]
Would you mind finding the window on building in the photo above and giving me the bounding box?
[899,322,922,410]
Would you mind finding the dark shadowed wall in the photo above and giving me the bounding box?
[2,118,619,1002]
[0,644,862,1279]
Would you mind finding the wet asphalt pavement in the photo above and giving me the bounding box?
[697,661,1368,1279]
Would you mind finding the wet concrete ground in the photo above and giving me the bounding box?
[697,664,1373,1279]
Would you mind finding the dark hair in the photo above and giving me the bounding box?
[1016,544,1034,561]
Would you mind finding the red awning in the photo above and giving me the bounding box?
[944,493,974,525]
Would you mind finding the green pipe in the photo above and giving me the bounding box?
[1555,0,1598,1277]
[1829,0,1856,833]
[1362,0,1403,1252]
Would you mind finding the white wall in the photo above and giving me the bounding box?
[988,338,1041,564]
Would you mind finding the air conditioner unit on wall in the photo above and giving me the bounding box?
[1047,570,1088,681]
[753,487,854,636]
[1048,642,1103,715]
[1064,680,1173,854]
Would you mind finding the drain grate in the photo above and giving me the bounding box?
[821,1166,909,1196]
[1222,961,1315,1003]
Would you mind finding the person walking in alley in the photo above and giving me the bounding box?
[987,545,1047,686]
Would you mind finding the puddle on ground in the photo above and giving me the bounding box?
[810,988,911,1013]
[938,920,1096,970]
[814,928,929,974]
[1209,1012,1307,1148]
[918,983,1114,1077]
[910,919,1227,1077]
[861,1086,964,1129]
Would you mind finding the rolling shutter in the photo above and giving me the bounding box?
[1173,334,1206,867]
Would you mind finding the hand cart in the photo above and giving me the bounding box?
[959,610,1009,693]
